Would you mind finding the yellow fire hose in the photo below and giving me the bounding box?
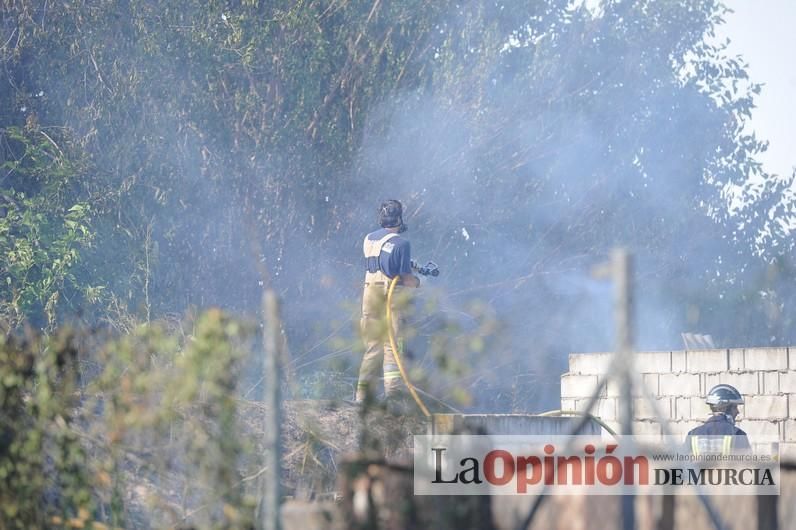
[386,275,431,417]
[385,275,620,427]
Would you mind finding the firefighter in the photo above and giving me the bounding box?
[354,200,420,403]
[686,384,751,455]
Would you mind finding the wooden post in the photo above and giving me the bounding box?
[259,290,282,530]
[612,248,635,530]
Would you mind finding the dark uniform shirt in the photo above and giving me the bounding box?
[365,228,412,279]
[686,414,751,454]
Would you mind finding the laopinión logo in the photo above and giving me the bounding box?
[413,435,779,496]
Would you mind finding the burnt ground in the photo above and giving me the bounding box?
[77,397,427,528]
[238,398,427,500]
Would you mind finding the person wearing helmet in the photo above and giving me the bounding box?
[686,384,751,455]
[354,200,420,403]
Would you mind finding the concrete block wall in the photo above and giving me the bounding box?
[560,348,796,457]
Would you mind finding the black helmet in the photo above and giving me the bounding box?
[379,199,407,232]
[706,384,744,412]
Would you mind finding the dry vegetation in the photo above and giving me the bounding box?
[0,313,426,529]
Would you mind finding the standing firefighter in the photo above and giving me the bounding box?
[686,384,751,455]
[355,200,420,403]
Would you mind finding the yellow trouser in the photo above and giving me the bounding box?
[355,284,406,401]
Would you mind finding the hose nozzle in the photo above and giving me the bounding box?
[411,260,440,277]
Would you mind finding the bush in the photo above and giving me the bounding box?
[0,310,258,529]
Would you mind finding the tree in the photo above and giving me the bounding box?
[2,0,793,408]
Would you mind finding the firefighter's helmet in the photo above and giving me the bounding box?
[379,199,407,232]
[706,384,744,412]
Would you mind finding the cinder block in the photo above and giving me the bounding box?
[632,397,651,419]
[571,398,587,412]
[743,395,789,420]
[729,349,745,371]
[761,372,780,394]
[690,397,709,419]
[642,373,659,396]
[744,348,788,371]
[575,397,617,422]
[596,398,617,421]
[671,351,686,373]
[604,377,621,398]
[705,372,760,395]
[784,420,796,443]
[779,371,796,393]
[658,373,700,396]
[674,397,690,420]
[633,397,671,420]
[790,347,795,370]
[569,352,612,375]
[789,394,796,417]
[561,398,576,411]
[560,374,600,399]
[741,420,781,438]
[604,374,657,398]
[685,349,729,372]
[632,421,662,436]
[636,351,672,373]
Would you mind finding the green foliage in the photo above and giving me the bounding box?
[2,0,795,432]
[2,0,792,346]
[0,126,98,331]
[88,309,256,528]
[0,329,92,529]
[0,311,257,529]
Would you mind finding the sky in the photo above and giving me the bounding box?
[719,0,796,180]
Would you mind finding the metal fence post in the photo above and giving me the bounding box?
[259,290,282,530]
[613,248,635,530]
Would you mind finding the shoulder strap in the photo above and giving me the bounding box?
[363,232,400,275]
[363,232,399,258]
